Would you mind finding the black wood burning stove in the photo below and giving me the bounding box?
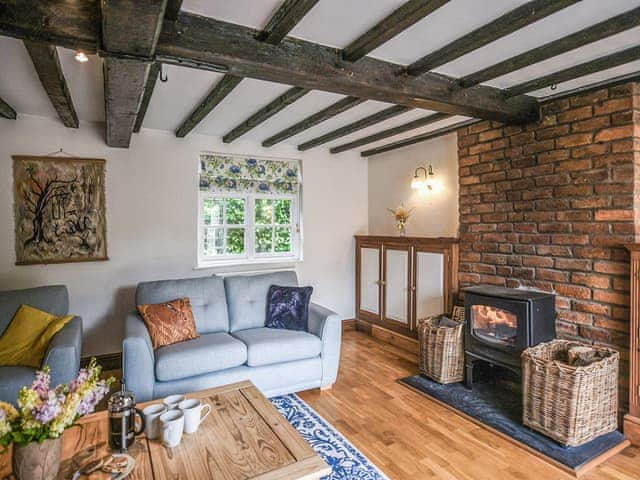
[464,285,555,388]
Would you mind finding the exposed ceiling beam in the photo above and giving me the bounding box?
[0,96,16,119]
[101,0,167,148]
[156,14,539,123]
[505,45,640,97]
[0,0,101,53]
[164,0,183,21]
[298,105,411,151]
[342,0,449,62]
[330,112,452,154]
[406,0,579,76]
[176,74,243,137]
[134,2,185,133]
[262,96,365,147]
[223,87,310,143]
[257,0,320,44]
[361,119,479,157]
[460,7,640,88]
[133,62,160,133]
[0,4,540,124]
[23,41,78,128]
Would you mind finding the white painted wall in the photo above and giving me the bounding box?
[0,115,368,355]
[367,133,459,237]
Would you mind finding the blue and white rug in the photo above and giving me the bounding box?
[270,394,389,480]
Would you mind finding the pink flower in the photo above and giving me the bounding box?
[31,369,51,400]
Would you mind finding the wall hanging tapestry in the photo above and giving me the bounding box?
[13,155,107,265]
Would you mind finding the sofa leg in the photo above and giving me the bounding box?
[320,384,333,391]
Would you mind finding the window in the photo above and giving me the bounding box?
[198,154,302,266]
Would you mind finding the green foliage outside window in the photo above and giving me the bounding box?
[275,227,291,253]
[274,199,291,224]
[225,198,245,225]
[226,228,244,255]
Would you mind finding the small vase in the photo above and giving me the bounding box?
[12,437,62,480]
[396,220,406,236]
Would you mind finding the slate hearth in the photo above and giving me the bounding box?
[400,374,628,474]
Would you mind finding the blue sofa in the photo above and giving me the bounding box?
[0,285,83,404]
[123,272,342,402]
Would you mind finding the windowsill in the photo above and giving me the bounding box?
[194,256,302,274]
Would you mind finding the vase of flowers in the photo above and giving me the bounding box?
[1,359,113,480]
[388,204,413,236]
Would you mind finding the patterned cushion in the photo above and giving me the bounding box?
[137,298,199,349]
[265,285,313,331]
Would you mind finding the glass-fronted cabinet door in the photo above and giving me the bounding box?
[357,242,381,322]
[382,244,412,334]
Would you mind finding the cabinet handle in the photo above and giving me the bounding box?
[377,280,387,286]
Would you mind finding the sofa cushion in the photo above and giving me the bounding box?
[225,271,298,332]
[136,276,229,334]
[0,285,68,336]
[232,327,321,367]
[137,298,199,349]
[155,332,247,382]
[0,366,36,405]
[266,285,313,331]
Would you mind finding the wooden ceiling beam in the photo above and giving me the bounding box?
[460,7,640,88]
[223,86,310,143]
[164,0,183,22]
[330,112,452,154]
[133,62,160,133]
[0,96,16,119]
[257,0,320,45]
[406,0,579,76]
[0,2,539,124]
[361,119,479,157]
[298,105,411,151]
[505,45,640,97]
[262,96,365,147]
[157,14,539,123]
[101,0,167,148]
[23,41,78,128]
[176,74,243,137]
[342,0,449,62]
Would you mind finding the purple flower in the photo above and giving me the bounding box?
[31,369,51,400]
[33,393,61,424]
[77,380,110,416]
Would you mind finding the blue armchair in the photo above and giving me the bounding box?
[0,286,82,403]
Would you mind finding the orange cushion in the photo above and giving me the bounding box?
[137,298,199,349]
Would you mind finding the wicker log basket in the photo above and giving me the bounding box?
[522,339,619,447]
[417,306,465,384]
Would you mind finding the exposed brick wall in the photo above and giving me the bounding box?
[457,82,640,410]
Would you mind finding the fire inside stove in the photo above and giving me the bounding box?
[471,305,518,346]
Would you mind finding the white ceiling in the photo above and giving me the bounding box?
[0,0,638,152]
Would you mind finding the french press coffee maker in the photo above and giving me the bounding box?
[107,384,145,452]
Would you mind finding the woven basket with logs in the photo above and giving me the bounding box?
[522,339,619,447]
[417,306,465,384]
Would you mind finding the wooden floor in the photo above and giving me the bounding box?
[299,331,640,480]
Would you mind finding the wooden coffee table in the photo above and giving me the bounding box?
[0,381,331,479]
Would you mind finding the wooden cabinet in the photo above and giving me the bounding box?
[355,235,458,339]
[624,244,640,446]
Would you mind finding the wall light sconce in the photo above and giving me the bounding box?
[411,164,435,191]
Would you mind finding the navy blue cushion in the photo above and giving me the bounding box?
[265,285,313,331]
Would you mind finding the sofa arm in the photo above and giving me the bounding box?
[123,312,155,402]
[43,316,82,388]
[308,303,342,387]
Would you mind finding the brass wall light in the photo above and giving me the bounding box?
[411,164,435,191]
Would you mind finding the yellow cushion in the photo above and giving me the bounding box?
[0,304,74,368]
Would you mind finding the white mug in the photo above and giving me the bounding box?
[160,410,184,448]
[163,394,186,410]
[178,399,211,434]
[142,403,167,440]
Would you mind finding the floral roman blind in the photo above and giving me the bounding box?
[199,154,300,195]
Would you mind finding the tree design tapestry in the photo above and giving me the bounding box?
[199,154,300,195]
[13,156,107,265]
